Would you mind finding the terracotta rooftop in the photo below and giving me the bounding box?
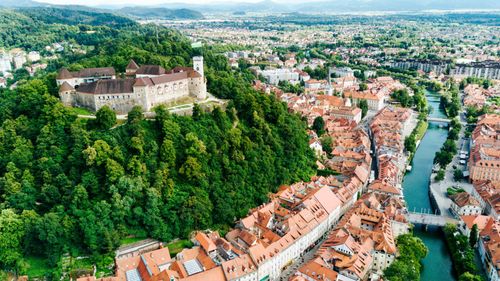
[461,215,493,233]
[368,180,401,195]
[59,81,74,92]
[57,67,73,79]
[136,65,166,76]
[195,232,217,254]
[450,192,481,208]
[78,79,136,95]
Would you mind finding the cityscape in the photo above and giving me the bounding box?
[0,1,499,281]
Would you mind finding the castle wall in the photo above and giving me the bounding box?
[93,92,141,113]
[143,80,190,111]
[75,92,98,112]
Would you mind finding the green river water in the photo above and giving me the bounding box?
[402,90,455,280]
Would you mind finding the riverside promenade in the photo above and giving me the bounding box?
[428,100,473,218]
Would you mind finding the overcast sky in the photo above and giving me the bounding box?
[37,0,294,6]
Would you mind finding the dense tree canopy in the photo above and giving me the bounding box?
[0,9,316,276]
[443,224,482,281]
[384,234,428,281]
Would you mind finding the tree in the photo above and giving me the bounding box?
[469,224,478,248]
[391,89,413,108]
[179,156,204,182]
[354,70,365,80]
[434,138,456,168]
[358,99,368,118]
[454,169,463,181]
[95,106,116,130]
[444,223,478,278]
[36,211,72,265]
[160,139,176,167]
[449,127,460,141]
[443,139,457,154]
[404,134,416,154]
[192,103,202,120]
[321,135,333,155]
[0,209,26,273]
[458,272,482,281]
[384,259,420,281]
[127,106,143,124]
[435,169,445,181]
[397,234,428,261]
[359,83,368,91]
[312,116,325,135]
[384,234,428,281]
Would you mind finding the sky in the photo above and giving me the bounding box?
[37,0,297,6]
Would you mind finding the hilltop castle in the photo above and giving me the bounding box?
[56,56,207,113]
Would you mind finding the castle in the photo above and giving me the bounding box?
[56,56,207,113]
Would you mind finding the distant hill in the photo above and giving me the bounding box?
[0,0,43,7]
[17,7,136,27]
[150,0,500,13]
[118,7,204,20]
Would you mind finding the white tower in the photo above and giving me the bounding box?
[193,56,204,77]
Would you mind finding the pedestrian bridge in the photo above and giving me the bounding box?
[407,212,459,227]
[427,117,469,126]
[427,117,452,123]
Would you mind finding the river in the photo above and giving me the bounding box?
[402,90,455,280]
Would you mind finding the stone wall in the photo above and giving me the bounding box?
[75,92,97,112]
[94,92,143,113]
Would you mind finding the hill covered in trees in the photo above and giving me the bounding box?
[118,7,204,20]
[0,0,40,8]
[0,7,316,278]
[18,7,137,27]
[0,7,136,51]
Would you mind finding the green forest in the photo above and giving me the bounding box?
[0,8,316,278]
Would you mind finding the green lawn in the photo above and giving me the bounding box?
[69,106,94,116]
[25,256,52,278]
[447,186,466,196]
[167,239,194,258]
[71,257,93,271]
[414,120,429,141]
[120,236,148,246]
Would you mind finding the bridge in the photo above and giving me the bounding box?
[427,117,471,126]
[427,117,452,123]
[407,212,459,227]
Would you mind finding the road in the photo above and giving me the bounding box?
[278,233,329,280]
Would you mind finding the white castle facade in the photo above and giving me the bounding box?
[56,56,207,113]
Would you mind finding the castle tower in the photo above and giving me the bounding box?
[58,81,75,106]
[193,56,204,77]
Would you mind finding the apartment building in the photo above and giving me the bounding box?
[258,68,299,85]
[344,90,385,111]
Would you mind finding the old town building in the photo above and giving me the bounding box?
[469,114,500,183]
